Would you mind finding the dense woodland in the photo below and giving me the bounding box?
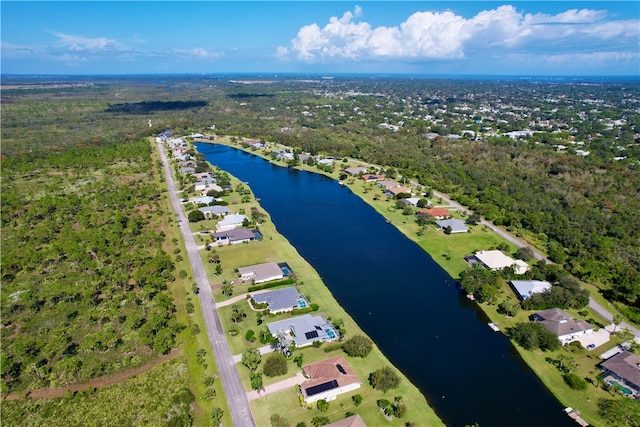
[1,135,182,392]
[1,76,639,398]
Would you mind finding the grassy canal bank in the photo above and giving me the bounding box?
[200,136,634,427]
[182,139,445,426]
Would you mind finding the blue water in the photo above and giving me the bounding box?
[297,300,308,309]
[196,142,574,427]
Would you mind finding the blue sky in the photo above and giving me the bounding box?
[2,1,639,76]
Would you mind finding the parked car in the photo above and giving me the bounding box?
[586,344,596,350]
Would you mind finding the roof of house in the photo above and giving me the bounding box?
[238,261,283,282]
[252,286,309,312]
[419,207,450,218]
[533,308,594,338]
[325,415,366,427]
[345,167,367,175]
[601,350,640,388]
[511,280,552,299]
[386,186,411,195]
[435,219,469,233]
[362,174,384,181]
[213,227,255,242]
[192,196,215,205]
[199,205,230,215]
[302,356,361,397]
[400,197,421,206]
[217,214,247,226]
[267,314,337,347]
[376,180,400,188]
[474,250,530,274]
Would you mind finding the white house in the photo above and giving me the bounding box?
[300,356,361,403]
[472,250,530,275]
[435,219,469,234]
[510,280,552,300]
[267,314,338,348]
[215,214,247,232]
[532,308,594,345]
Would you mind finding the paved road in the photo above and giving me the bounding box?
[157,141,256,427]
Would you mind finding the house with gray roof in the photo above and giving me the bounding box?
[435,219,469,234]
[212,228,257,246]
[192,196,215,206]
[345,166,367,175]
[238,261,284,283]
[267,314,338,348]
[600,350,640,397]
[531,308,594,345]
[199,205,230,219]
[252,286,309,314]
[510,280,552,300]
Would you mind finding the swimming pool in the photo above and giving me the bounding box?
[281,267,291,276]
[325,329,336,339]
[297,300,308,308]
[610,381,633,396]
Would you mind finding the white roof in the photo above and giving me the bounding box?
[511,280,552,299]
[475,250,529,274]
[217,214,247,227]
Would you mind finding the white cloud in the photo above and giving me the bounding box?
[50,32,127,53]
[281,5,640,63]
[164,48,224,60]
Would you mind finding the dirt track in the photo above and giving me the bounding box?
[2,348,182,401]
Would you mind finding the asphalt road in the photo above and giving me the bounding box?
[157,141,256,427]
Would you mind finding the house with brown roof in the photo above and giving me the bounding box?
[418,207,450,219]
[384,186,412,197]
[600,350,640,397]
[325,414,366,427]
[531,308,594,345]
[300,356,361,403]
[376,180,400,189]
[362,174,384,181]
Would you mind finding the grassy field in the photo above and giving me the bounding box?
[181,140,444,426]
[207,137,636,427]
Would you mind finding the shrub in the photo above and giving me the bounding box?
[245,329,256,342]
[270,414,290,427]
[323,343,343,353]
[311,416,330,427]
[343,335,373,358]
[247,278,295,292]
[188,210,205,222]
[352,394,362,407]
[316,399,329,412]
[563,373,588,390]
[263,353,288,377]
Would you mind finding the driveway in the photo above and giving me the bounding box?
[246,371,305,402]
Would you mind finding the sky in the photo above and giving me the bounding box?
[1,1,639,76]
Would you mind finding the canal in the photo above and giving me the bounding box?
[196,142,574,427]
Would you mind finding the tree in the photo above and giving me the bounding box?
[270,413,290,427]
[369,367,401,392]
[221,282,233,297]
[507,322,560,351]
[466,212,481,225]
[343,335,373,358]
[211,407,224,425]
[231,303,246,323]
[263,353,288,377]
[311,416,330,427]
[515,246,535,261]
[417,198,429,208]
[251,372,264,391]
[498,298,520,317]
[612,314,623,334]
[598,397,640,426]
[215,264,223,275]
[316,399,329,412]
[563,373,588,390]
[187,210,205,223]
[241,347,261,371]
[352,394,363,407]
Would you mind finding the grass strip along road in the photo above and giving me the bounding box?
[156,139,256,427]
